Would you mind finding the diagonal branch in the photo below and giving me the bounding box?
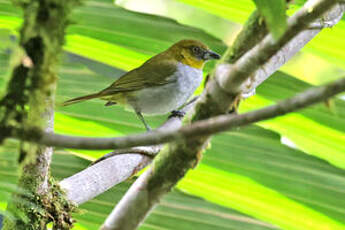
[100,1,344,230]
[218,0,345,94]
[58,76,345,204]
[100,77,345,230]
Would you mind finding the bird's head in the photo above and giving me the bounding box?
[168,40,221,69]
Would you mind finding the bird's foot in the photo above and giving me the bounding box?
[169,110,186,118]
[227,107,238,115]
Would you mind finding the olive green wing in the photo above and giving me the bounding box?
[99,58,178,96]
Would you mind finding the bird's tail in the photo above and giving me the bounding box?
[62,93,102,106]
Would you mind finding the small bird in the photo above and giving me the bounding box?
[63,40,220,130]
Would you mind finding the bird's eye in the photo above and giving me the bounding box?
[191,46,201,54]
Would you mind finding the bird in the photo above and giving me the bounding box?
[62,39,221,130]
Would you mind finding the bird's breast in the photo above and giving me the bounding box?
[131,62,203,115]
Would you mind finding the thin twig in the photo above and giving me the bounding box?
[7,77,345,151]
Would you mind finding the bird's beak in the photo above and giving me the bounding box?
[203,50,221,60]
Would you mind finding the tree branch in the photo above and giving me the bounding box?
[54,75,345,205]
[1,0,341,210]
[100,1,344,230]
[11,0,341,152]
[6,77,345,151]
[100,77,345,230]
[219,0,344,95]
[58,102,194,204]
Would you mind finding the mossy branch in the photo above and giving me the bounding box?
[1,0,80,229]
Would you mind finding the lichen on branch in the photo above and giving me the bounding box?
[1,0,80,229]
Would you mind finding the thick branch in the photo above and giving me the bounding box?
[60,152,151,205]
[100,1,343,230]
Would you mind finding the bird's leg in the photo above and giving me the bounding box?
[169,110,186,118]
[135,111,151,131]
[228,94,242,114]
[184,96,199,106]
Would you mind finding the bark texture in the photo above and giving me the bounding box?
[1,0,79,229]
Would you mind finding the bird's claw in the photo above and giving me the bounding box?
[228,107,238,115]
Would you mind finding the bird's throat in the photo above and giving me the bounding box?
[178,50,204,69]
[180,58,204,69]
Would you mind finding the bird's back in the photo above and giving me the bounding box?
[99,51,178,96]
